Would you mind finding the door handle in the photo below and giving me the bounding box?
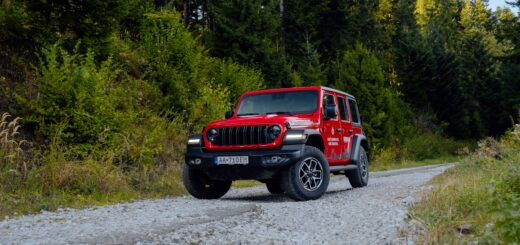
[336,128,343,132]
[348,129,353,134]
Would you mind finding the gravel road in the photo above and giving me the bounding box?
[0,164,452,245]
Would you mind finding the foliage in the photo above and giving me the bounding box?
[207,0,289,86]
[24,44,131,151]
[0,6,265,217]
[333,43,414,148]
[412,123,520,244]
[1,0,519,220]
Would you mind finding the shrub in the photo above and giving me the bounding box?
[403,132,464,160]
[139,10,264,129]
[412,123,520,244]
[18,44,135,155]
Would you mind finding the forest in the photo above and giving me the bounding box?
[0,0,519,222]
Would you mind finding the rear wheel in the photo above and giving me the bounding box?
[183,164,231,199]
[346,146,369,188]
[265,179,284,194]
[282,146,330,201]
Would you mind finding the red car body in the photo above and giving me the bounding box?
[184,86,369,200]
[201,86,365,165]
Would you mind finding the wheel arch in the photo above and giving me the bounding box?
[305,133,325,153]
[351,134,369,163]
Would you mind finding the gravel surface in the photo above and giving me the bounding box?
[0,164,452,245]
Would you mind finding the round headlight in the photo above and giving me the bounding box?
[267,125,282,140]
[206,128,219,142]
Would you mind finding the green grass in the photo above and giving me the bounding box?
[411,127,520,244]
[0,166,187,219]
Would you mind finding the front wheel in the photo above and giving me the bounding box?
[346,146,369,188]
[182,164,231,199]
[282,146,330,201]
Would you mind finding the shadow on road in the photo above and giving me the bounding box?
[222,194,290,203]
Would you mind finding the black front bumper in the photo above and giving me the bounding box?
[185,144,305,181]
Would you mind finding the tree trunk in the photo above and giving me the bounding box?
[183,0,190,27]
[280,0,284,34]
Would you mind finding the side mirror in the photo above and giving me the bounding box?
[225,111,233,119]
[323,104,337,120]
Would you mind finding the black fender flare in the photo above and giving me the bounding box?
[350,134,369,164]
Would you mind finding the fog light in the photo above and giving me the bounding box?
[271,156,282,162]
[264,155,286,164]
[194,158,202,165]
[188,159,195,165]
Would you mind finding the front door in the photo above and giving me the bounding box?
[322,92,343,165]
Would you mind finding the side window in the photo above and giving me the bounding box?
[337,96,348,121]
[322,94,337,119]
[348,99,360,124]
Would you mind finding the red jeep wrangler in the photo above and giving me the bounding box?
[184,86,369,201]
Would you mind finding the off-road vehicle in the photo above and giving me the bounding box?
[184,86,369,201]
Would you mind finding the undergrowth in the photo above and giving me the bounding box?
[411,123,520,244]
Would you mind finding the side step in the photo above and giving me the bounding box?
[329,165,357,172]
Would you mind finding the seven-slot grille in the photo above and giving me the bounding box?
[213,125,275,146]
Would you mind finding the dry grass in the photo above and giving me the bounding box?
[0,112,189,219]
[411,124,520,244]
[0,113,27,169]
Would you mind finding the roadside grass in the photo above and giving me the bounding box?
[0,113,188,220]
[411,125,520,244]
[0,111,471,220]
[0,167,187,219]
[371,155,460,172]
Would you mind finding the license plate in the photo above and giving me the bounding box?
[215,156,249,165]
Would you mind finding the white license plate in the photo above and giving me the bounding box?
[215,156,249,165]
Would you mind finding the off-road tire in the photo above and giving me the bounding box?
[346,146,369,188]
[183,164,231,199]
[282,146,330,201]
[265,179,284,194]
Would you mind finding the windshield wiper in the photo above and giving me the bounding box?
[266,111,293,115]
[236,113,260,116]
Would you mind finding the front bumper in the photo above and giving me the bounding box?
[185,144,305,180]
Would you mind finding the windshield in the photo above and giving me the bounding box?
[236,90,318,116]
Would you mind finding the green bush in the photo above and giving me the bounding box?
[403,132,464,160]
[19,44,135,154]
[139,10,263,128]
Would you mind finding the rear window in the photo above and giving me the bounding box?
[348,99,360,123]
[337,96,348,121]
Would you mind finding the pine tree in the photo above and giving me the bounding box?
[206,0,290,87]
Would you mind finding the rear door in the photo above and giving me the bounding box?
[321,92,343,165]
[347,98,363,160]
[336,95,353,162]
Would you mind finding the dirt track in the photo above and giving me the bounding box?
[0,164,452,245]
